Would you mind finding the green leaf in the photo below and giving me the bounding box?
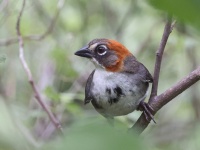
[149,0,200,29]
[66,102,82,114]
[44,86,60,101]
[43,119,150,150]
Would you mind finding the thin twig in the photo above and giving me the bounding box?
[150,16,173,100]
[0,0,64,47]
[131,16,174,133]
[16,0,63,135]
[132,66,200,134]
[131,16,200,134]
[152,66,200,111]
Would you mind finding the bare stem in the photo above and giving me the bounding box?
[16,0,63,135]
[131,15,200,134]
[1,0,64,47]
[150,16,172,99]
[132,66,200,133]
[131,16,174,133]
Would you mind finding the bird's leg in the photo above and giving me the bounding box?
[137,101,156,123]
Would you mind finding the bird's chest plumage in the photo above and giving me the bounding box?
[90,69,148,117]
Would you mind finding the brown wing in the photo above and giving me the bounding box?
[84,70,95,104]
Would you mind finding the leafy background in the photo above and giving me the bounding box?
[0,0,200,149]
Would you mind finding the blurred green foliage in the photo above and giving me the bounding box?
[43,120,148,150]
[0,0,200,150]
[149,0,200,30]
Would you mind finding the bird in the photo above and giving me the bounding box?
[75,38,155,123]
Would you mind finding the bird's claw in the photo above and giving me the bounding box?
[137,101,156,124]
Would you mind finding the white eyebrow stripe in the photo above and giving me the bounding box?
[89,43,98,50]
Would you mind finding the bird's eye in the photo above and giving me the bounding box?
[96,45,107,56]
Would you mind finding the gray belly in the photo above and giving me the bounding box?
[91,72,149,117]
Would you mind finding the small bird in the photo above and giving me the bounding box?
[75,38,155,123]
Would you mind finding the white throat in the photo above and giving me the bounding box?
[91,58,105,69]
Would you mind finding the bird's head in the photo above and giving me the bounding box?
[75,39,133,72]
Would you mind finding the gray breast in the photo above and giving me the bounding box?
[90,69,149,116]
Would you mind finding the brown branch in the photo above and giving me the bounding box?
[131,16,174,133]
[152,67,200,111]
[131,16,200,134]
[16,0,63,134]
[0,0,64,47]
[132,66,200,133]
[150,16,173,99]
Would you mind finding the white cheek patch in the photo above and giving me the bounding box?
[91,58,99,65]
[91,58,105,69]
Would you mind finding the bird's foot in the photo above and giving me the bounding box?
[137,101,156,124]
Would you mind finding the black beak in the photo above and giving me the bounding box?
[74,46,93,58]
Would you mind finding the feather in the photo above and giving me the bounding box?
[84,70,95,104]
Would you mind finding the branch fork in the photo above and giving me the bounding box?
[131,16,200,134]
